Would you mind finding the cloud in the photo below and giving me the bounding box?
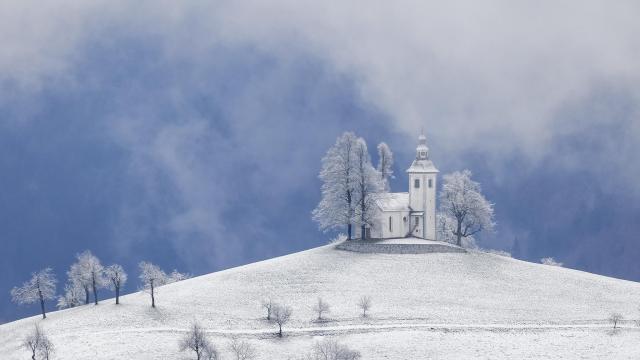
[1,0,640,273]
[3,1,640,156]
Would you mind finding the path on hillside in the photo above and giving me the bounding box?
[86,320,640,339]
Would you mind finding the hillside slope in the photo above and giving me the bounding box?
[1,244,640,359]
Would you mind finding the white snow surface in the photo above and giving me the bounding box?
[2,245,640,359]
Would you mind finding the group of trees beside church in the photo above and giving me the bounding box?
[313,131,495,246]
[312,132,394,240]
[10,250,189,319]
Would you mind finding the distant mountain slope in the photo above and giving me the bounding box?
[2,245,640,359]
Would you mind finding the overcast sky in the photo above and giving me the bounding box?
[1,1,640,322]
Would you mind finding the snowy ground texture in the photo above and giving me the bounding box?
[2,244,640,359]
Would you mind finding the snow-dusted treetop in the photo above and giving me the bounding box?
[11,268,57,305]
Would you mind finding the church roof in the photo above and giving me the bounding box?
[374,192,410,212]
[406,159,439,173]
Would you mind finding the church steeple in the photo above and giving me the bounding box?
[416,131,429,160]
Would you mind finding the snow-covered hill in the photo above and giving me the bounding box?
[2,244,640,359]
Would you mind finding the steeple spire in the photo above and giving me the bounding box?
[416,131,429,160]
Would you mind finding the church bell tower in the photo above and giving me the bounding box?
[406,132,439,239]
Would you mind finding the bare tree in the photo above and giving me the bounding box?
[377,142,394,192]
[609,312,623,329]
[229,337,256,360]
[39,335,54,360]
[180,322,216,360]
[23,325,54,360]
[313,297,330,321]
[313,132,360,240]
[439,170,495,247]
[353,138,383,239]
[139,261,167,308]
[272,303,292,337]
[358,296,371,317]
[11,268,57,319]
[261,298,274,320]
[104,264,128,305]
[202,343,219,360]
[69,251,107,305]
[310,338,361,360]
[56,281,84,310]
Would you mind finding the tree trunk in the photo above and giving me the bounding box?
[347,190,352,240]
[38,289,46,319]
[360,183,366,239]
[92,276,98,305]
[31,349,36,360]
[85,286,90,304]
[150,280,155,308]
[115,286,120,305]
[456,219,462,247]
[278,324,282,337]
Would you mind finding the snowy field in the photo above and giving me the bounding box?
[2,244,640,359]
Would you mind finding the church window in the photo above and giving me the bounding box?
[389,217,393,232]
[415,216,420,226]
[428,179,433,188]
[414,179,420,188]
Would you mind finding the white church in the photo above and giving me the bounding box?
[366,133,438,240]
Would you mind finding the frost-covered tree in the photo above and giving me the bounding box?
[436,211,457,244]
[377,142,394,192]
[104,264,127,305]
[609,313,623,329]
[68,251,106,305]
[261,298,274,320]
[167,269,191,283]
[313,297,330,321]
[313,132,360,240]
[180,322,217,360]
[39,334,54,360]
[541,257,563,267]
[229,337,256,360]
[139,261,167,308]
[56,281,84,310]
[439,170,495,247]
[358,296,371,317]
[271,303,292,337]
[11,268,57,319]
[23,325,54,360]
[353,138,383,239]
[67,263,91,305]
[309,339,361,360]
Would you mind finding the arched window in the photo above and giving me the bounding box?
[389,216,393,232]
[428,179,433,188]
[414,179,420,188]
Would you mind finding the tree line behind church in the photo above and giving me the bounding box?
[313,131,495,246]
